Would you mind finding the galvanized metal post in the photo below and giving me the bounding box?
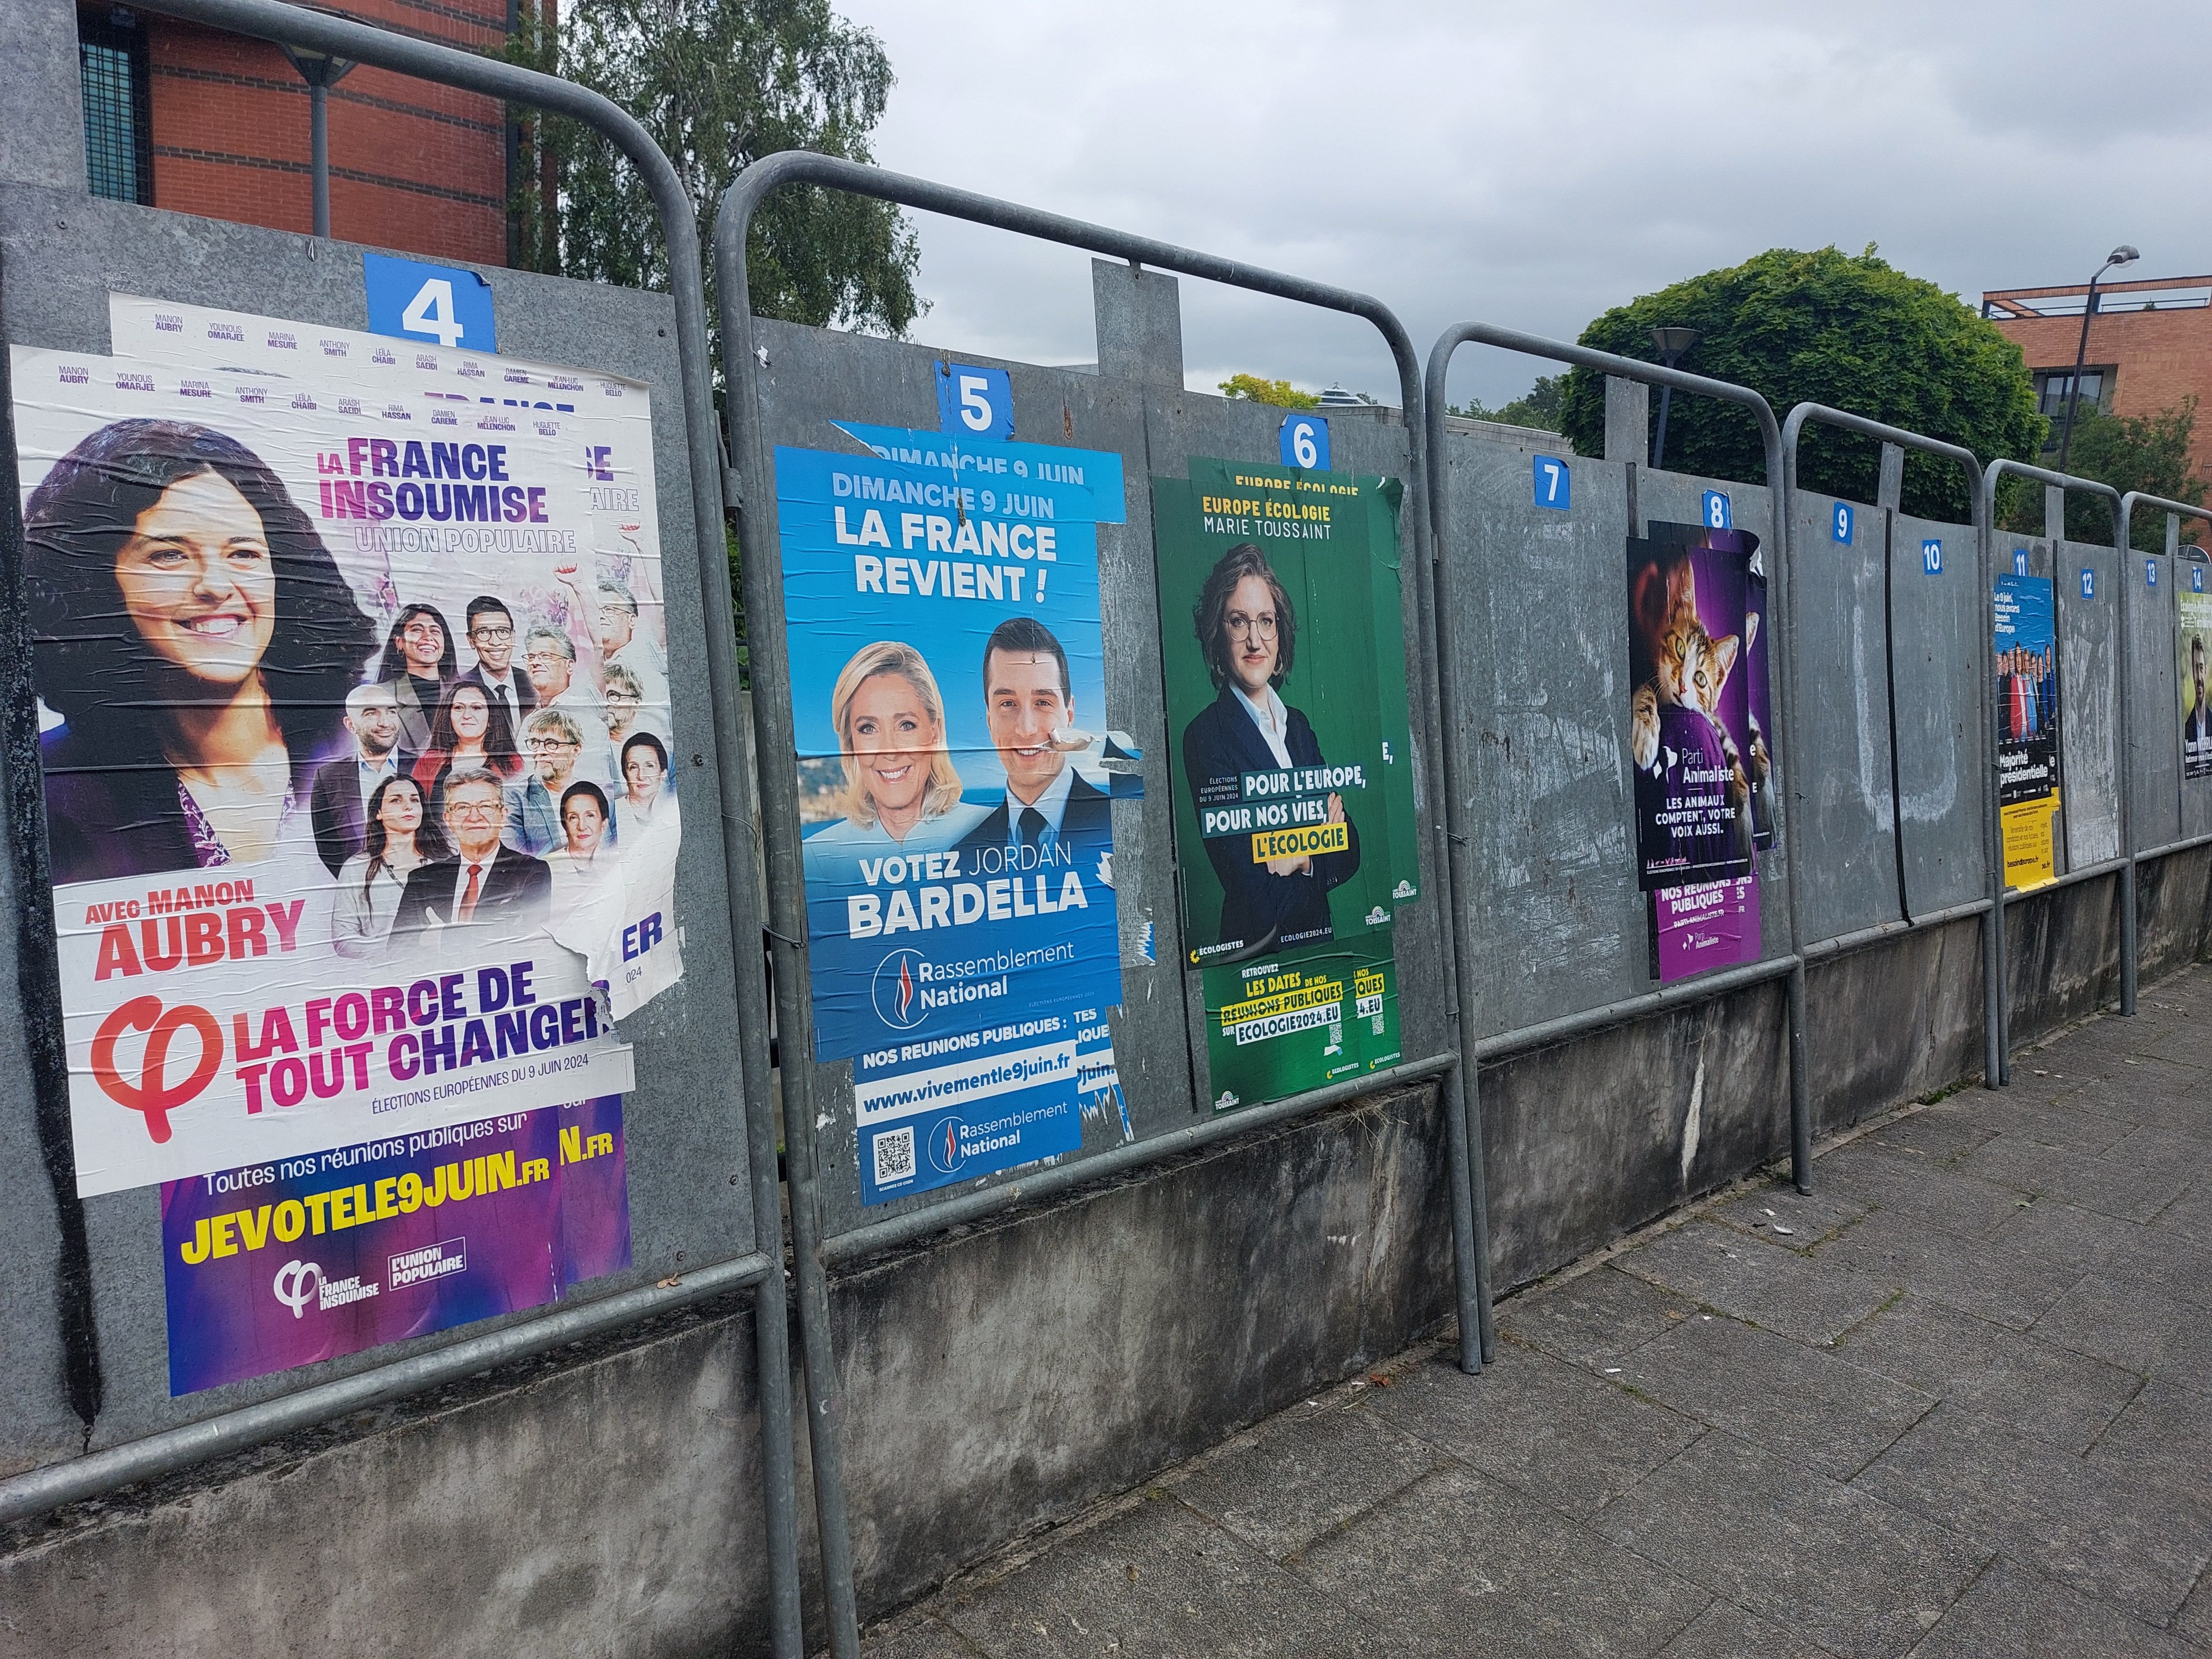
[51,5,807,1651]
[2115,490,2212,1015]
[1984,460,2124,1056]
[1426,328,1810,1189]
[1781,409,1991,1085]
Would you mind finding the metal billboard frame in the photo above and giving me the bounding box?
[1983,458,2123,1079]
[2115,490,2212,1015]
[1781,406,1999,1089]
[714,150,1494,1659]
[1423,324,1814,1193]
[0,9,804,1657]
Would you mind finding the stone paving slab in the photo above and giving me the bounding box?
[856,973,2212,1659]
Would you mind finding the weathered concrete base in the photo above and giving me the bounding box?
[6,851,2207,1653]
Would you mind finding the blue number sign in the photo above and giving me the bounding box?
[1533,454,1570,510]
[2147,558,2160,588]
[2196,564,2206,594]
[363,253,496,352]
[1833,503,1854,543]
[2013,549,2030,576]
[2080,567,2097,599]
[935,363,1013,439]
[1922,539,1943,575]
[1702,490,1732,530]
[1279,414,1329,471]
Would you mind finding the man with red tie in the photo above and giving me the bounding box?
[391,767,551,948]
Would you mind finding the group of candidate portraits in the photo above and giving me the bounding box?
[23,415,677,964]
[803,542,1358,959]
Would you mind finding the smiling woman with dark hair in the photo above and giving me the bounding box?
[24,417,378,884]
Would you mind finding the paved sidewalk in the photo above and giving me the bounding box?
[858,968,2212,1659]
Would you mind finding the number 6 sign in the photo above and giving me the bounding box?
[1279,414,1329,471]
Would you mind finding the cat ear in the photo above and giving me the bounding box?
[1743,611,1759,652]
[1712,634,1740,679]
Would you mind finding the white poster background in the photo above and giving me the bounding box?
[11,344,655,1194]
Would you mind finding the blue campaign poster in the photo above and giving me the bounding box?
[774,433,1128,1204]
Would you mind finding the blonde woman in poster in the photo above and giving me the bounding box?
[802,641,987,876]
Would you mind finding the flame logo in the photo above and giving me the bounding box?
[871,950,929,1030]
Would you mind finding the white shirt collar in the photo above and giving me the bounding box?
[1232,682,1294,769]
[1006,760,1077,839]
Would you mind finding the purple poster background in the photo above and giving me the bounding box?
[161,1094,629,1395]
[1655,876,1760,983]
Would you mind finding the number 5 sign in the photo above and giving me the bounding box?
[364,252,497,352]
[936,362,1013,440]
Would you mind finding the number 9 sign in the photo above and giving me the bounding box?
[1280,414,1329,471]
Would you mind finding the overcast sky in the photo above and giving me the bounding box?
[832,0,2212,410]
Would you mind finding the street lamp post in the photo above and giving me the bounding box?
[1649,326,1699,470]
[2055,244,2139,476]
[282,43,356,238]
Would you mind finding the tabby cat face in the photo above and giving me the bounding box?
[1656,620,1739,715]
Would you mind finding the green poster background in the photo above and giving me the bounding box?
[1150,459,1417,1109]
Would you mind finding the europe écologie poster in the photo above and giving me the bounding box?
[1150,457,1418,1111]
[8,311,692,1391]
[775,424,1128,1206]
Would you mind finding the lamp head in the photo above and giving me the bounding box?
[2107,245,2140,268]
[1651,326,1701,359]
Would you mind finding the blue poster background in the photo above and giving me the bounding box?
[774,436,1126,1204]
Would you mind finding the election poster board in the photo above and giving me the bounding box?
[1150,458,1417,1111]
[9,319,693,1392]
[2180,585,2212,781]
[774,427,1128,1206]
[1994,571,2062,889]
[1625,522,1771,983]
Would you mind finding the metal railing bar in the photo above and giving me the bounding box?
[0,1249,773,1525]
[1798,897,1995,965]
[1427,324,1813,1193]
[2001,855,2128,904]
[820,1054,1459,1266]
[714,151,1490,1659]
[1470,956,1797,1063]
[27,8,804,1648]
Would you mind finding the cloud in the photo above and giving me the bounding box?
[833,0,2212,407]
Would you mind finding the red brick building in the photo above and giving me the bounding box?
[1982,273,2212,485]
[76,0,518,266]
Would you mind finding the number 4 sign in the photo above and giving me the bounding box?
[363,252,496,352]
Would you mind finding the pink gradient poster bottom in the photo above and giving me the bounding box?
[1654,876,1760,984]
[160,1095,629,1395]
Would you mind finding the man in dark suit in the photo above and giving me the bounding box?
[957,617,1112,871]
[390,768,552,948]
[1181,542,1358,958]
[458,596,537,729]
[310,682,405,875]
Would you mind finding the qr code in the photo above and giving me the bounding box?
[872,1126,916,1186]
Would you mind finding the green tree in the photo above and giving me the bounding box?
[1997,400,2205,551]
[1449,374,1564,433]
[505,0,921,336]
[1219,374,1320,409]
[1559,247,2046,523]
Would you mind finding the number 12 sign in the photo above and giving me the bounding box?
[363,252,497,353]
